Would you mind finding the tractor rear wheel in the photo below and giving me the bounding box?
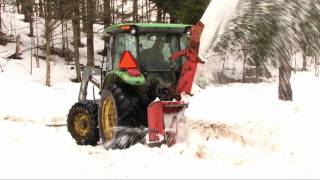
[67,101,100,146]
[98,84,143,149]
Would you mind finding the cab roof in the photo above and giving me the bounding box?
[103,23,192,36]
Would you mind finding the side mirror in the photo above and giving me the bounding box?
[98,40,109,56]
[98,48,108,56]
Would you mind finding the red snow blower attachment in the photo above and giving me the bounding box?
[147,22,205,146]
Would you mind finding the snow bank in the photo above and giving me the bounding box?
[0,73,79,125]
[179,72,320,177]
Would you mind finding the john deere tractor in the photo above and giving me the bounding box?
[67,23,204,149]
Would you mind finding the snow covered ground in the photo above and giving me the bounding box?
[2,51,320,178]
[2,60,320,178]
[1,5,320,179]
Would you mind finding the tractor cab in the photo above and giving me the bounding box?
[100,23,192,101]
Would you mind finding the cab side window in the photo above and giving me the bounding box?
[114,33,137,66]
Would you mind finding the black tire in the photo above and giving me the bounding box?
[98,84,144,149]
[67,101,100,146]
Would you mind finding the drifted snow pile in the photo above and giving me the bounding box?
[169,73,320,177]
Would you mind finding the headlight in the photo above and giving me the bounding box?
[130,27,137,35]
[186,27,192,38]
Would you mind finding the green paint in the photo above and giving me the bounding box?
[104,23,192,34]
[106,70,146,86]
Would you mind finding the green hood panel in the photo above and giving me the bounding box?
[109,70,146,86]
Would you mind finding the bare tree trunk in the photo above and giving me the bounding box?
[45,0,51,86]
[35,15,39,67]
[121,0,124,22]
[30,36,33,75]
[29,0,34,37]
[38,0,44,17]
[0,0,2,32]
[86,0,95,66]
[111,0,116,24]
[170,15,177,23]
[146,0,151,22]
[17,0,22,13]
[140,0,143,22]
[133,0,138,22]
[255,63,262,83]
[302,54,307,71]
[302,43,307,71]
[15,34,21,57]
[61,19,65,54]
[162,10,166,22]
[242,49,246,83]
[81,0,87,33]
[21,0,26,19]
[221,57,226,75]
[103,0,111,27]
[65,21,70,64]
[278,59,292,101]
[156,8,162,23]
[315,55,319,77]
[22,0,31,22]
[72,0,81,82]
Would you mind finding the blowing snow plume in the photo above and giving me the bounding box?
[199,0,240,61]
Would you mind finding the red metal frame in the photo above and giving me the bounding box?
[171,22,204,95]
[147,101,186,143]
[147,22,205,146]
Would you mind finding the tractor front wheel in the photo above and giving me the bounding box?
[67,101,100,146]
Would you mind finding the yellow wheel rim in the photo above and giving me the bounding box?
[102,96,117,140]
[74,113,90,137]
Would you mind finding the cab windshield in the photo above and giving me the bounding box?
[114,33,188,71]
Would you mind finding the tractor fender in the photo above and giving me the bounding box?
[102,70,146,89]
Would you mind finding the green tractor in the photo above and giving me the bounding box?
[66,23,204,149]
